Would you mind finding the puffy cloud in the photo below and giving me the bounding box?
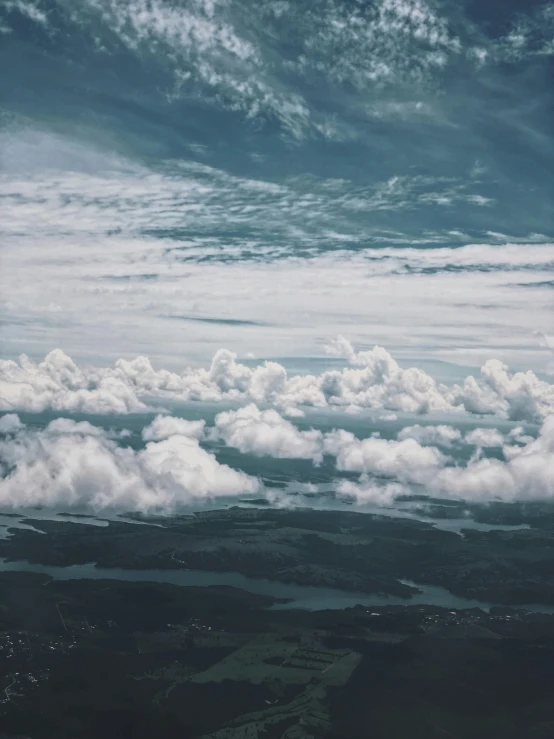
[0,417,259,512]
[464,427,505,447]
[319,339,453,414]
[46,418,106,436]
[1,339,553,424]
[1,407,553,511]
[430,416,554,503]
[507,426,534,446]
[0,350,146,414]
[397,424,462,447]
[142,415,206,442]
[331,416,554,506]
[213,404,324,462]
[453,358,554,423]
[336,478,408,506]
[0,413,24,434]
[208,403,554,506]
[323,429,446,484]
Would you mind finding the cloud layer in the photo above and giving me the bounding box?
[0,131,552,372]
[1,339,552,423]
[0,414,258,511]
[1,404,552,510]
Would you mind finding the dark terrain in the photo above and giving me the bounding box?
[3,505,554,604]
[2,505,554,737]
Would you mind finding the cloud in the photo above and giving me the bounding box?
[208,404,554,506]
[142,415,206,441]
[0,349,146,414]
[1,407,552,510]
[323,428,446,484]
[45,0,313,137]
[464,427,504,447]
[506,426,534,446]
[430,415,554,503]
[536,331,554,352]
[336,478,408,506]
[4,137,532,255]
[0,416,259,512]
[0,413,23,435]
[2,339,553,424]
[332,415,554,506]
[46,418,106,436]
[276,0,461,94]
[3,0,49,28]
[454,358,554,422]
[0,133,551,372]
[397,424,462,447]
[212,404,324,461]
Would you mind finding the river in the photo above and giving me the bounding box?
[1,557,553,614]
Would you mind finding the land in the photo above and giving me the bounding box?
[2,505,554,736]
[2,505,554,604]
[1,569,554,738]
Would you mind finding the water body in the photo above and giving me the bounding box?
[0,506,532,540]
[0,511,167,540]
[1,558,553,614]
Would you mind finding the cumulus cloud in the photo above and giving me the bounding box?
[332,415,553,505]
[323,428,446,484]
[208,404,553,506]
[464,427,505,447]
[336,478,408,506]
[213,404,324,462]
[0,416,259,512]
[0,407,552,510]
[430,416,554,503]
[506,426,534,446]
[0,350,146,414]
[142,415,206,441]
[2,339,553,424]
[0,413,24,434]
[212,405,448,480]
[397,424,462,447]
[454,358,554,423]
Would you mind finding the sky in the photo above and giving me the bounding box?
[0,0,553,513]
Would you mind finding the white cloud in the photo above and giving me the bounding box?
[207,404,554,506]
[46,418,106,436]
[0,350,146,414]
[507,426,534,445]
[331,415,554,506]
[278,0,461,92]
[3,0,49,28]
[336,478,408,506]
[142,415,206,441]
[431,415,554,503]
[454,358,554,422]
[213,404,324,461]
[323,428,446,484]
[2,339,553,424]
[0,413,24,434]
[464,427,504,447]
[0,417,259,512]
[536,331,554,352]
[397,424,462,447]
[64,0,314,137]
[0,134,551,372]
[1,408,553,510]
